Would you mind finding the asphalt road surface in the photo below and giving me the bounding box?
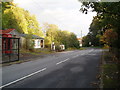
[1,48,102,88]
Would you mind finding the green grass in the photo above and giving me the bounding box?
[81,46,103,49]
[102,51,119,88]
[66,47,86,51]
[2,48,53,66]
[79,47,86,50]
[91,46,103,48]
[20,49,30,53]
[66,48,77,51]
[20,48,53,55]
[103,64,119,88]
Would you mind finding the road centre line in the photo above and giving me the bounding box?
[89,49,94,53]
[0,68,46,88]
[56,58,69,65]
[56,50,94,65]
[1,49,95,88]
[73,55,79,58]
[81,53,85,55]
[80,49,94,55]
[73,56,78,58]
[87,54,96,55]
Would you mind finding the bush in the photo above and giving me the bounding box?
[26,39,35,51]
[55,45,61,52]
[23,34,35,51]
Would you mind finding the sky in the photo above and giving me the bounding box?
[14,0,97,37]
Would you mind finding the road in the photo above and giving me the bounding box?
[1,48,102,88]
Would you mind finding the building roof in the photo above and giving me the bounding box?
[0,29,15,34]
[20,34,44,39]
[32,35,44,39]
[77,38,82,40]
[0,29,44,39]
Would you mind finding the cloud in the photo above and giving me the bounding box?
[14,0,96,37]
[38,8,96,36]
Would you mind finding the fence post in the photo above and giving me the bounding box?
[18,38,20,61]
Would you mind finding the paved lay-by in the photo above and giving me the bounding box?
[1,48,102,88]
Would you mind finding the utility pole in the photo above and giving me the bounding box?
[51,32,52,50]
[51,32,55,51]
[80,30,83,47]
[81,30,82,39]
[51,32,52,44]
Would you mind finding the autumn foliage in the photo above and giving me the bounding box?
[101,29,118,47]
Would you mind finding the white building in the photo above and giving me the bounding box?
[20,34,44,49]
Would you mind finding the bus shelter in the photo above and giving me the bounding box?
[0,29,20,63]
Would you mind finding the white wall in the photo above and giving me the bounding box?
[34,39,41,48]
[34,39,44,49]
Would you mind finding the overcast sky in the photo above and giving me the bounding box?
[14,0,97,37]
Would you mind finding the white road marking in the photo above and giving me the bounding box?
[58,51,74,53]
[81,53,85,55]
[73,55,79,58]
[87,54,96,55]
[0,49,96,88]
[0,68,46,88]
[73,56,78,58]
[89,49,94,53]
[56,58,69,65]
[80,49,94,55]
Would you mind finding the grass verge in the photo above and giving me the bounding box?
[101,51,119,88]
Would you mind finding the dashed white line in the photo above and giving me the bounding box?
[73,56,77,58]
[73,55,79,58]
[0,49,95,88]
[56,58,69,65]
[0,68,46,88]
[81,53,85,55]
[89,49,94,53]
[87,54,96,55]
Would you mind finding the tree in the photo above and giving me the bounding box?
[68,33,80,49]
[1,1,14,29]
[43,23,80,49]
[44,24,59,48]
[3,6,27,33]
[2,2,44,37]
[101,29,118,48]
[79,1,120,58]
[2,1,14,12]
[82,34,92,47]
